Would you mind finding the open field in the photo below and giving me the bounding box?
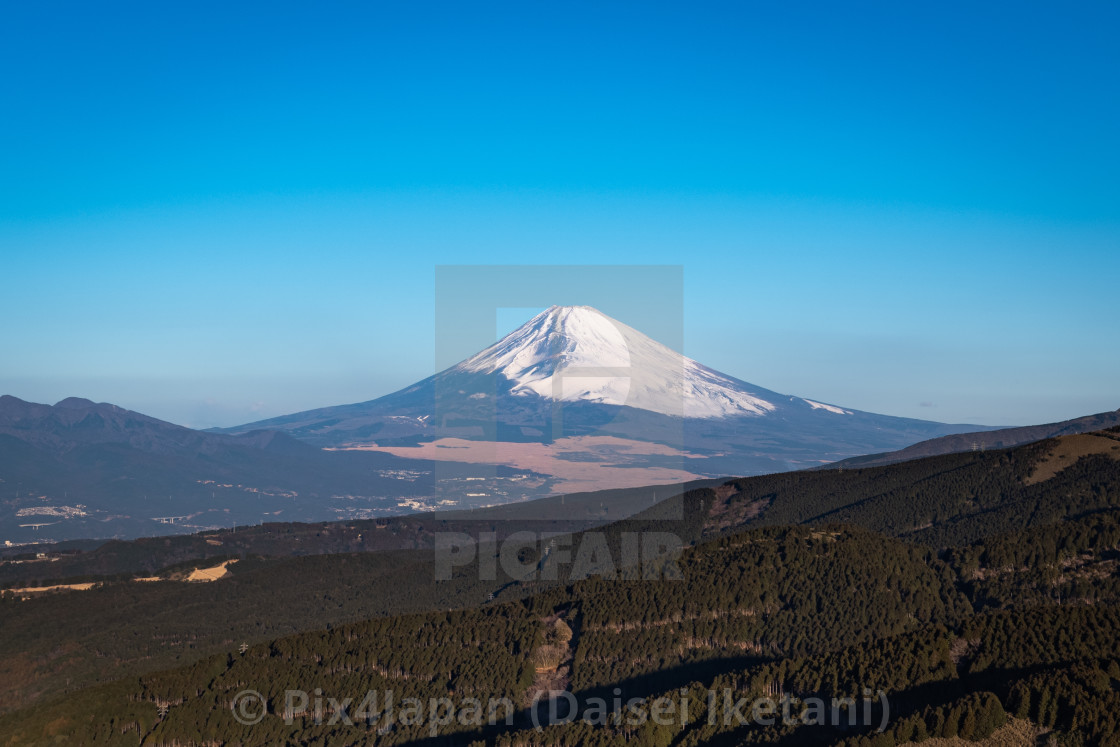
[339,435,711,493]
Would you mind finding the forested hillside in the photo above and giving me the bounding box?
[2,431,1120,745]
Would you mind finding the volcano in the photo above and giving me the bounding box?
[223,306,996,476]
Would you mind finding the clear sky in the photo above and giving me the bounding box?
[2,1,1117,429]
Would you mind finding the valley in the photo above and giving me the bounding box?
[336,434,710,494]
[1,429,1119,744]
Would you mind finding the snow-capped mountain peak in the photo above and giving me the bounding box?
[455,305,777,418]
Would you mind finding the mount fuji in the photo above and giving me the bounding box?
[455,305,777,419]
[223,306,996,479]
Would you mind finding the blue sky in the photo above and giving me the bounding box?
[2,1,1117,428]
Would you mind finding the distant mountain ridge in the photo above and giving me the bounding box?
[0,396,543,543]
[0,394,315,456]
[820,407,1120,470]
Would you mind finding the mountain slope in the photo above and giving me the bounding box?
[0,395,316,457]
[818,407,1120,470]
[456,305,777,418]
[222,305,996,475]
[3,428,1119,726]
[5,438,1120,744]
[0,396,546,543]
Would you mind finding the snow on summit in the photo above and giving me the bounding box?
[456,305,777,418]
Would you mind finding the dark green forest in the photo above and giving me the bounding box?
[2,430,1120,745]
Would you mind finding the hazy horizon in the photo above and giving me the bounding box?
[2,2,1118,429]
